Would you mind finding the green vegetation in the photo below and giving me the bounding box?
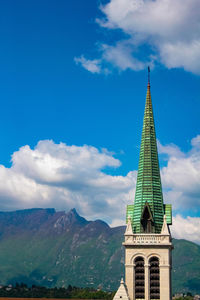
[0,283,115,299]
[175,298,192,300]
[174,297,193,300]
[172,239,200,294]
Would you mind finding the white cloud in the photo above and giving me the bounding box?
[172,215,200,245]
[76,0,200,74]
[0,140,136,224]
[158,136,200,244]
[191,135,200,148]
[99,0,199,39]
[74,56,102,74]
[160,137,200,212]
[101,42,149,71]
[159,40,200,73]
[157,140,184,159]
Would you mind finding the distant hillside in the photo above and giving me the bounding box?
[0,208,199,294]
[172,239,200,294]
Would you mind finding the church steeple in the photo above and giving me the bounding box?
[132,69,164,233]
[123,72,173,300]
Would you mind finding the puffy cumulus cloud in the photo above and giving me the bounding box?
[159,136,200,212]
[77,0,200,74]
[0,140,136,224]
[172,215,200,245]
[100,0,200,73]
[99,0,199,39]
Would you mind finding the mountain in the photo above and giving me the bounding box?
[172,239,200,294]
[0,208,199,294]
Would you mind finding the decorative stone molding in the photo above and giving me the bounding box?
[123,233,172,245]
[125,216,133,235]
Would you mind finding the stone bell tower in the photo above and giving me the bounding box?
[121,71,173,300]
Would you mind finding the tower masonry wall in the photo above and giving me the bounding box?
[123,234,173,300]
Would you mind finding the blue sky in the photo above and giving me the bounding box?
[0,0,200,242]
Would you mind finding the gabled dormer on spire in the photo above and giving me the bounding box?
[126,69,172,234]
[141,202,154,233]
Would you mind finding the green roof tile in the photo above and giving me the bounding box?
[164,204,172,225]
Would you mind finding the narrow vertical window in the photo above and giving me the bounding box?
[134,256,145,299]
[149,257,160,299]
[141,202,154,233]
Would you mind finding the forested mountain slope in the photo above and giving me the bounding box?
[0,208,199,294]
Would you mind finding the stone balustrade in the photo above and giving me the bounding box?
[123,233,171,245]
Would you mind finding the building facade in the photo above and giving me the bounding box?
[115,76,173,300]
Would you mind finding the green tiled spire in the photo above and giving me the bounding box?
[132,81,164,233]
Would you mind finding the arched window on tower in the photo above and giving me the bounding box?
[149,257,160,299]
[134,256,145,299]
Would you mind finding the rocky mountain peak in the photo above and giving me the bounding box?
[53,208,89,231]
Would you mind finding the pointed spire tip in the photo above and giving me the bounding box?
[148,66,150,87]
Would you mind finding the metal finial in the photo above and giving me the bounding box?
[148,66,150,85]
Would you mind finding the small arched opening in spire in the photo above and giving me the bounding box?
[141,202,154,233]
